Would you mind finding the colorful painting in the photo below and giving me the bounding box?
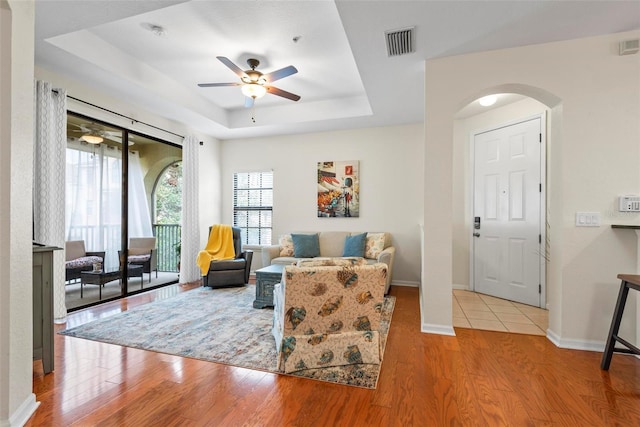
[317,161,359,217]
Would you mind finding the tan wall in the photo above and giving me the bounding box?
[423,30,640,346]
[221,124,425,286]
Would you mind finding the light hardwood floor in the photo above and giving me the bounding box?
[28,284,640,426]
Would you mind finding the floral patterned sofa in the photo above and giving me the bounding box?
[262,231,395,294]
[272,258,388,374]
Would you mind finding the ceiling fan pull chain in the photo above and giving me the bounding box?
[251,105,256,124]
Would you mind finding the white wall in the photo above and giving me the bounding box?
[221,123,424,285]
[2,1,39,426]
[452,97,548,289]
[423,30,640,348]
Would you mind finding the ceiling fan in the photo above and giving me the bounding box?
[198,56,301,108]
[68,123,122,145]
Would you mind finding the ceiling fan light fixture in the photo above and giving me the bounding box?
[241,83,267,99]
[81,133,103,144]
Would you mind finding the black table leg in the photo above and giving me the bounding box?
[601,280,630,370]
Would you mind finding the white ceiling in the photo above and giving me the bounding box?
[35,0,640,140]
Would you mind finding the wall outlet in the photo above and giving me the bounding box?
[576,212,601,227]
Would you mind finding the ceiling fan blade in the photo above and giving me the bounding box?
[197,82,241,88]
[244,96,255,109]
[265,86,301,101]
[263,65,298,83]
[217,56,248,79]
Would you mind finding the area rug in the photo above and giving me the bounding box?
[60,285,395,389]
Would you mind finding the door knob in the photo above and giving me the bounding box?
[473,232,480,237]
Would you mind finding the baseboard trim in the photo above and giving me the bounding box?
[546,329,605,352]
[7,393,39,427]
[421,323,456,336]
[391,280,419,288]
[452,283,468,290]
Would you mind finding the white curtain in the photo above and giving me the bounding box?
[66,145,153,270]
[34,81,67,321]
[180,136,201,283]
[127,151,153,239]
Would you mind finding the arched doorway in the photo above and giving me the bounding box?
[422,77,563,339]
[452,92,551,334]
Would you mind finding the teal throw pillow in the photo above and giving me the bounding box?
[343,232,367,257]
[291,233,321,258]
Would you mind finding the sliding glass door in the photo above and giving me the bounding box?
[65,113,182,311]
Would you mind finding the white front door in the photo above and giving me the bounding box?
[473,117,543,307]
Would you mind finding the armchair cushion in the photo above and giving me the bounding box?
[291,233,320,258]
[65,256,102,270]
[273,263,388,373]
[127,254,151,263]
[208,258,246,271]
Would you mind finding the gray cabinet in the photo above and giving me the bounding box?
[33,245,59,374]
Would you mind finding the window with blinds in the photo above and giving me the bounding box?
[233,171,273,245]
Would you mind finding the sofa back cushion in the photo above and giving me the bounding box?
[318,231,350,257]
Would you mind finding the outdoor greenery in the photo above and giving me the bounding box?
[155,161,182,224]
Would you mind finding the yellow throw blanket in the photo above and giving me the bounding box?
[196,225,236,276]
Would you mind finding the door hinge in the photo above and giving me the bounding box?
[539,284,542,294]
[539,133,542,143]
[539,234,542,244]
[539,183,542,192]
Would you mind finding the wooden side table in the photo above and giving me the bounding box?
[254,264,284,308]
[601,274,640,370]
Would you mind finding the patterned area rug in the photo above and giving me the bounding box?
[60,285,395,389]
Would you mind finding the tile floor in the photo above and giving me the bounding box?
[453,289,548,336]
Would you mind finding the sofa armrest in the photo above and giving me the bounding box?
[376,246,395,294]
[261,245,281,266]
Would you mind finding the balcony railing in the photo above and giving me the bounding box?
[67,224,181,273]
[154,224,181,273]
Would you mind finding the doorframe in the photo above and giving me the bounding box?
[468,113,547,308]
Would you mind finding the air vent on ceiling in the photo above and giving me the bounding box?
[385,27,415,57]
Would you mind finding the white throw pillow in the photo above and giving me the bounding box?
[365,233,386,259]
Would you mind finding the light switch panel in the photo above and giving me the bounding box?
[576,212,601,227]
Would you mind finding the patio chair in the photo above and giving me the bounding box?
[65,240,105,283]
[123,237,157,283]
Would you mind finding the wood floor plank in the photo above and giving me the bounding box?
[25,284,640,427]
